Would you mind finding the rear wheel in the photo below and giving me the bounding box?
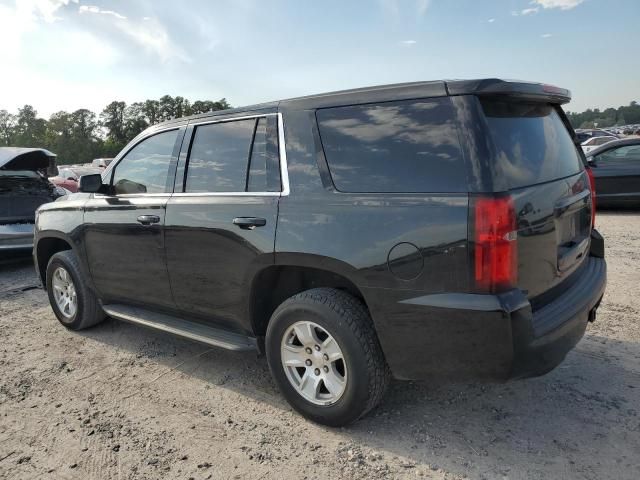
[266,288,389,426]
[46,250,105,330]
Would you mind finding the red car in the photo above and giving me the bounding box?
[49,167,79,192]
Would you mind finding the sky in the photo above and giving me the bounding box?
[0,0,638,117]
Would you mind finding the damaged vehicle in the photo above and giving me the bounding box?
[0,147,60,251]
[34,79,606,427]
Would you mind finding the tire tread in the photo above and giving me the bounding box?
[276,287,390,421]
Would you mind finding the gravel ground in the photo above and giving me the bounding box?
[1,211,639,480]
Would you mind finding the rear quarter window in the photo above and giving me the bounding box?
[316,97,466,193]
[480,99,583,189]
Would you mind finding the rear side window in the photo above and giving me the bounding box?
[480,99,583,189]
[185,119,255,193]
[316,98,465,193]
[183,116,281,193]
[247,117,281,192]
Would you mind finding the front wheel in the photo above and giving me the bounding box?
[46,250,105,330]
[266,288,389,426]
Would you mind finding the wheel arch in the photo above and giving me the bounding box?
[248,256,371,338]
[35,231,76,285]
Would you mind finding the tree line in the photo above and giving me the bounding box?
[566,101,640,129]
[1,97,638,165]
[0,96,230,165]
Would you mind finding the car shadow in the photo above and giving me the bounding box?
[78,317,640,479]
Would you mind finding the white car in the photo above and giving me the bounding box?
[581,135,617,154]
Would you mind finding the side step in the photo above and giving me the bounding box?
[102,304,258,352]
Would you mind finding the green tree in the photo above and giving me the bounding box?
[142,100,161,125]
[13,105,47,147]
[125,102,149,139]
[100,101,127,145]
[0,109,16,146]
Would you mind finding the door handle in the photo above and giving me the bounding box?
[232,217,267,230]
[137,215,160,226]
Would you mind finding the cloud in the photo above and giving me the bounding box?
[21,0,78,23]
[532,0,585,9]
[512,0,584,16]
[74,7,189,63]
[488,18,496,23]
[541,33,554,38]
[400,40,417,46]
[416,0,432,16]
[79,5,127,20]
[115,18,191,63]
[511,7,540,16]
[378,0,432,19]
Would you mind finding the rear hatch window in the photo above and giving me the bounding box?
[480,99,583,189]
[479,98,592,303]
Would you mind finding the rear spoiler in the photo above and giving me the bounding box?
[445,79,571,105]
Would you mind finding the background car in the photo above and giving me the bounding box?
[91,158,114,169]
[582,135,618,154]
[0,147,60,250]
[49,167,79,192]
[586,138,640,207]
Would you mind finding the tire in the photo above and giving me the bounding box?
[46,250,105,330]
[265,288,389,426]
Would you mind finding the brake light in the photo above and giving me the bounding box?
[473,195,518,293]
[586,167,596,228]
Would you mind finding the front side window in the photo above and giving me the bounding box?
[111,129,178,195]
[316,98,465,193]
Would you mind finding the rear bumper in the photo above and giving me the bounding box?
[365,254,606,381]
[0,223,34,250]
[511,254,605,378]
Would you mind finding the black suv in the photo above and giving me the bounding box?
[34,79,606,426]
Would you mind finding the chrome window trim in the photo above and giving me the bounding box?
[278,112,290,196]
[98,112,290,199]
[95,193,172,199]
[171,191,281,198]
[173,112,290,197]
[189,112,277,127]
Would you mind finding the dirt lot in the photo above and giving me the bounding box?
[1,212,639,480]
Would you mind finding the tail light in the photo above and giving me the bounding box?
[472,195,518,293]
[586,167,596,227]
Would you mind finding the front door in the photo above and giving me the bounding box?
[83,128,183,308]
[165,113,281,333]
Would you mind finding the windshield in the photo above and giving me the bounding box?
[481,99,583,189]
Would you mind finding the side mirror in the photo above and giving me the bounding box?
[79,174,104,193]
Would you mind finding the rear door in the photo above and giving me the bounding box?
[592,144,640,202]
[479,98,591,299]
[165,113,281,333]
[83,128,183,308]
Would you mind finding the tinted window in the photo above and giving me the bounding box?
[481,99,583,189]
[597,145,640,164]
[112,129,178,195]
[248,118,268,192]
[185,119,255,193]
[317,98,465,193]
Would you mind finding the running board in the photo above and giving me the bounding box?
[102,304,258,352]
